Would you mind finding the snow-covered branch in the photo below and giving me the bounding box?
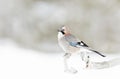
[90,57,120,69]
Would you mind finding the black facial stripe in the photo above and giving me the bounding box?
[61,30,65,35]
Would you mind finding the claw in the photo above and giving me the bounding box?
[64,68,78,74]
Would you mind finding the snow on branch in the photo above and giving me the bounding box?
[90,57,120,69]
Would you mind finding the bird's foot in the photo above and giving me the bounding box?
[64,67,78,74]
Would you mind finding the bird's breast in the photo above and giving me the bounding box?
[58,37,80,53]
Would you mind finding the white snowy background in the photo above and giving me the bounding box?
[0,0,120,79]
[0,39,120,79]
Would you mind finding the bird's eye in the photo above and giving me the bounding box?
[62,29,65,32]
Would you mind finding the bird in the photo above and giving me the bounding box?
[57,25,106,73]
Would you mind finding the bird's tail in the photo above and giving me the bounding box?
[91,50,106,57]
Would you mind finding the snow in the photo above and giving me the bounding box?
[0,39,120,79]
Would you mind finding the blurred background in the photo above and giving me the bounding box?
[0,0,120,53]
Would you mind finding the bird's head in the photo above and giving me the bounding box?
[58,25,70,35]
[58,25,70,39]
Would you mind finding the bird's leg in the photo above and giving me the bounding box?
[80,52,85,61]
[63,53,77,73]
[64,53,71,71]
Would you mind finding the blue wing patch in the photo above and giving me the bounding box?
[69,42,78,47]
[69,41,89,47]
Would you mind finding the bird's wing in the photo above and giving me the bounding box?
[64,34,79,42]
[64,34,89,47]
[69,41,89,47]
[64,34,106,57]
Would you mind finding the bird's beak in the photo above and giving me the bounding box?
[57,29,61,32]
[57,27,62,32]
[58,26,65,32]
